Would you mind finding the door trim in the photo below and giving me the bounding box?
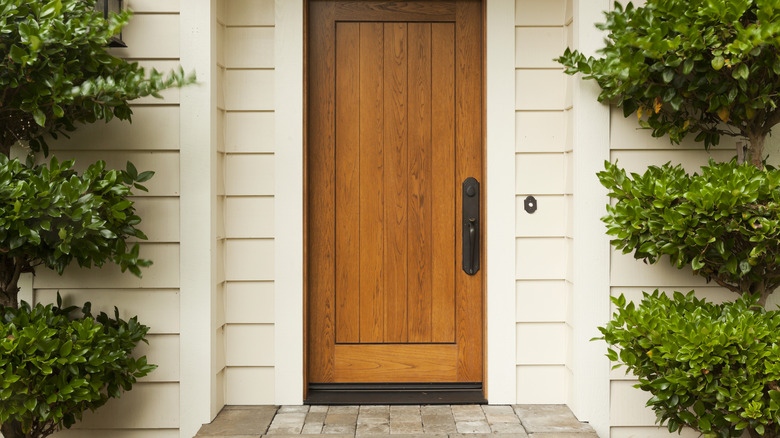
[273,0,517,404]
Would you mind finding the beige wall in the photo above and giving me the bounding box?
[220,0,276,405]
[514,0,573,404]
[42,1,183,436]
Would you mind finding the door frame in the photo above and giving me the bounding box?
[273,0,517,404]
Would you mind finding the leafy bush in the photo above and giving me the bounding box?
[0,296,155,438]
[557,0,780,166]
[0,155,152,308]
[602,291,780,438]
[0,0,194,156]
[599,158,780,305]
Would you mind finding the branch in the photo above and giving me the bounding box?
[711,276,742,294]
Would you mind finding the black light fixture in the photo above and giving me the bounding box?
[95,0,127,48]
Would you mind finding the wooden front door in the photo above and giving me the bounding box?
[307,0,483,386]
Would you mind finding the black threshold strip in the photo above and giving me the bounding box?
[305,383,487,405]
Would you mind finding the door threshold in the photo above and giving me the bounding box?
[305,383,486,405]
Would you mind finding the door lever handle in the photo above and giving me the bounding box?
[468,218,477,273]
[462,178,480,275]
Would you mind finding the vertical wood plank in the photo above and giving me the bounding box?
[431,23,456,343]
[455,0,483,381]
[335,22,361,343]
[359,22,385,343]
[307,0,336,383]
[407,22,433,343]
[383,23,409,343]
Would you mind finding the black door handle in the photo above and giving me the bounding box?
[462,178,480,275]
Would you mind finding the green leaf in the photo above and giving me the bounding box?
[33,109,46,127]
[711,56,725,70]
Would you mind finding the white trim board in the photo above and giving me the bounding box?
[570,0,612,436]
[274,0,305,405]
[180,0,219,437]
[273,0,517,404]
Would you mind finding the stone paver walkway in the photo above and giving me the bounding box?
[195,405,599,438]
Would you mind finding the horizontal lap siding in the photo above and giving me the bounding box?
[222,0,275,405]
[44,3,182,435]
[515,0,570,404]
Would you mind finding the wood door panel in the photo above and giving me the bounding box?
[335,1,456,21]
[358,22,386,343]
[308,0,336,383]
[431,22,456,343]
[407,22,433,343]
[334,344,457,382]
[383,22,410,343]
[308,0,482,385]
[454,0,483,382]
[335,22,360,344]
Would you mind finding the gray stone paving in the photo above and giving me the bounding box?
[195,405,599,438]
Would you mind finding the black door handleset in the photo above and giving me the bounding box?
[462,177,480,275]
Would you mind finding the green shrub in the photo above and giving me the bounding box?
[0,155,153,308]
[556,0,780,166]
[599,158,780,305]
[602,291,780,438]
[0,296,155,438]
[0,0,194,156]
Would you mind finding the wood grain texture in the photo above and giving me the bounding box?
[335,1,455,21]
[307,0,336,383]
[307,0,484,386]
[358,22,385,343]
[407,22,433,343]
[334,344,457,382]
[431,22,456,343]
[383,22,409,343]
[455,0,483,382]
[335,22,361,343]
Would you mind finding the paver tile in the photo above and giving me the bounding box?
[481,405,516,415]
[302,422,324,434]
[267,425,304,434]
[361,405,390,414]
[450,434,529,438]
[264,435,353,438]
[454,420,491,434]
[307,411,328,423]
[421,414,455,425]
[329,406,360,414]
[279,406,310,413]
[451,405,485,422]
[197,407,277,436]
[309,406,330,414]
[529,434,599,438]
[390,421,424,434]
[420,406,451,415]
[390,406,421,416]
[357,422,391,434]
[422,422,457,434]
[200,436,260,438]
[322,424,357,434]
[272,413,308,424]
[490,422,527,433]
[486,414,522,424]
[359,415,391,424]
[325,413,359,425]
[512,405,593,434]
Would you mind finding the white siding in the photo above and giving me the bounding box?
[515,0,570,405]
[41,3,184,436]
[221,0,276,405]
